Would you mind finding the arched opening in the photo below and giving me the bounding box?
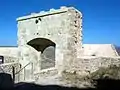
[27,38,56,70]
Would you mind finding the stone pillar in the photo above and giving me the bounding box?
[37,51,41,70]
[55,45,63,75]
[33,51,41,74]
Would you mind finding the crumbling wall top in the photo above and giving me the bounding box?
[16,6,82,21]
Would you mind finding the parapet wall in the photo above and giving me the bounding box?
[4,56,18,63]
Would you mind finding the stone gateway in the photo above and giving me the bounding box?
[17,6,82,81]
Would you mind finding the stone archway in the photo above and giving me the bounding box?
[27,38,56,70]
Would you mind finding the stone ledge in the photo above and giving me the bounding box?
[0,62,19,66]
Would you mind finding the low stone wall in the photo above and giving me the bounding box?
[4,56,18,63]
[34,56,120,83]
[33,57,120,88]
[73,56,120,76]
[34,67,58,81]
[0,62,21,83]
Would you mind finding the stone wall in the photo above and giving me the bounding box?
[34,67,58,81]
[72,56,120,76]
[33,57,120,88]
[4,56,18,63]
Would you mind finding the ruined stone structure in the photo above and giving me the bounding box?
[0,6,120,88]
[17,6,82,82]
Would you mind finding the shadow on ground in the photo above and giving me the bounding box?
[1,73,120,90]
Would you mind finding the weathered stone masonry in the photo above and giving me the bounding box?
[16,6,120,84]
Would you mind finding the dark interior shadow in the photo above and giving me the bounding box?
[93,78,120,89]
[1,73,120,90]
[0,73,14,90]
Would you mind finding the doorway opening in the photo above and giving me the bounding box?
[27,38,56,69]
[0,56,4,64]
